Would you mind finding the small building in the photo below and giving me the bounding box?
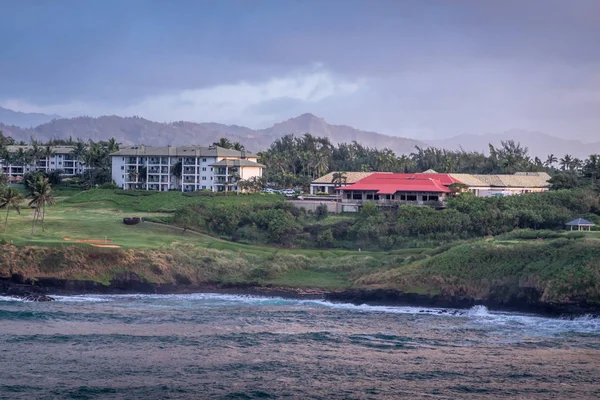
[566,218,595,231]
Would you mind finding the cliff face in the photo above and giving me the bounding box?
[1,243,599,315]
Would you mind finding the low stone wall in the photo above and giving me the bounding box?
[286,199,340,213]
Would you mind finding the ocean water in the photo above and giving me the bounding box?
[0,294,599,399]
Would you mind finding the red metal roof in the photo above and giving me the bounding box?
[338,173,461,194]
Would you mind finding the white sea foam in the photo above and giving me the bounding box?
[41,293,600,335]
[0,296,28,302]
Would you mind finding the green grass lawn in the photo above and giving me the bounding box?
[64,189,283,212]
[0,188,398,261]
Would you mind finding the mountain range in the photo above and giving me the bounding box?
[1,107,598,158]
[0,107,61,128]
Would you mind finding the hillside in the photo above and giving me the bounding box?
[0,107,60,128]
[0,113,425,154]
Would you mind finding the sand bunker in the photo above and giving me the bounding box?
[90,244,122,248]
[64,238,113,243]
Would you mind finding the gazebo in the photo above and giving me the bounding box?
[565,218,595,231]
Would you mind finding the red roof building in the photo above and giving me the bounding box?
[337,173,463,208]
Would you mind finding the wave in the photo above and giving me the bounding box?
[7,293,598,336]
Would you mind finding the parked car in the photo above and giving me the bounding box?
[263,188,278,194]
[280,189,296,195]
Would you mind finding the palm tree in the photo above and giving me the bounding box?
[545,154,558,168]
[42,145,55,170]
[107,137,120,153]
[28,177,55,233]
[213,138,233,149]
[331,172,347,188]
[0,187,24,232]
[232,142,245,151]
[559,154,573,171]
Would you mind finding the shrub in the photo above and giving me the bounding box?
[315,203,329,220]
[100,182,119,190]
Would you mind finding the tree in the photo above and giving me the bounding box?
[560,154,574,171]
[27,177,55,233]
[213,138,233,149]
[545,154,558,168]
[233,142,245,151]
[331,172,347,188]
[171,160,183,180]
[0,187,24,232]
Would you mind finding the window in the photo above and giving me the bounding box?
[407,195,417,201]
[202,167,206,171]
[202,186,206,189]
[202,176,206,180]
[210,177,213,180]
[121,166,124,170]
[210,168,213,172]
[202,158,207,162]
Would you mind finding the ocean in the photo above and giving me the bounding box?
[0,293,599,399]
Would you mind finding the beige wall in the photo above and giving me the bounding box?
[240,166,263,180]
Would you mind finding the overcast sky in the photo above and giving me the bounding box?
[1,0,599,140]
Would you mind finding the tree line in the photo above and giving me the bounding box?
[255,133,600,191]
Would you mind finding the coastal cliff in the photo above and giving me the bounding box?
[1,241,599,315]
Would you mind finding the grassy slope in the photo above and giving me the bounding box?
[357,240,600,304]
[1,189,410,288]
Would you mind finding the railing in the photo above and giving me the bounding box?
[341,199,446,207]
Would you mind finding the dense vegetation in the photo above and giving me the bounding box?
[170,189,600,250]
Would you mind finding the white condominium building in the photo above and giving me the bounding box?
[110,145,265,192]
[0,145,87,178]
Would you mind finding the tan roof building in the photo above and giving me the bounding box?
[450,172,550,196]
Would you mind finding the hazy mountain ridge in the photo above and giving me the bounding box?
[0,113,425,154]
[0,110,597,157]
[0,107,61,128]
[426,129,600,158]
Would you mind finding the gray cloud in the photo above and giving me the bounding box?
[1,0,599,141]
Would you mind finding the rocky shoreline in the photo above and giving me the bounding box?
[1,274,599,317]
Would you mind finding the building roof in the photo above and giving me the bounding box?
[450,172,550,188]
[311,171,383,184]
[209,159,265,168]
[338,173,452,194]
[4,145,75,154]
[111,145,256,158]
[566,218,595,226]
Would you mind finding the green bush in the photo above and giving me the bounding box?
[99,182,119,189]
